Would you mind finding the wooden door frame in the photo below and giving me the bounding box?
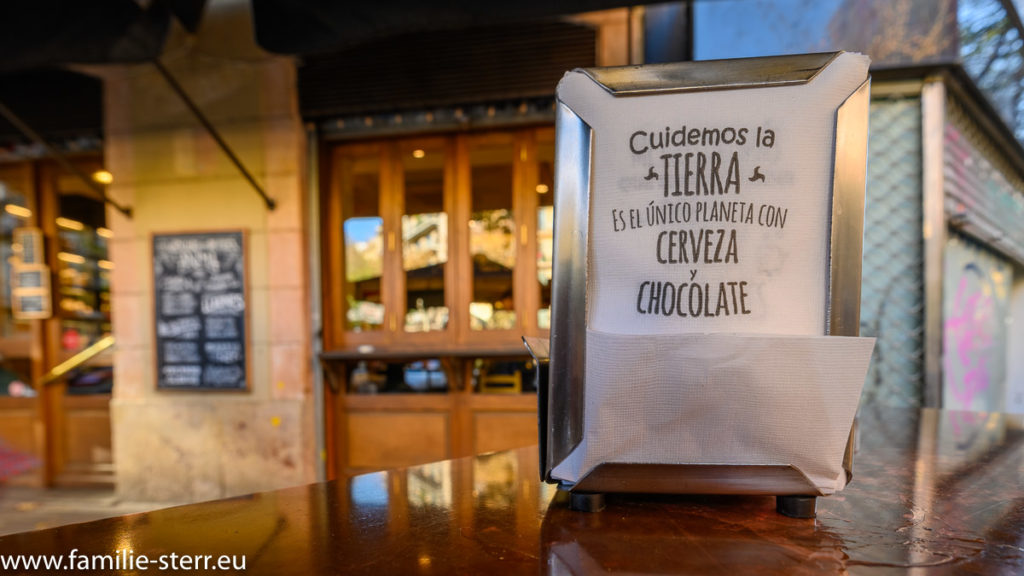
[321,127,554,479]
[35,156,110,486]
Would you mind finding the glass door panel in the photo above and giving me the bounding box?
[55,193,110,357]
[469,141,516,331]
[0,168,35,341]
[402,144,448,333]
[536,137,554,331]
[341,153,385,332]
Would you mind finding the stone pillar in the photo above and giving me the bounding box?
[104,48,313,502]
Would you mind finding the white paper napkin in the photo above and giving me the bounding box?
[551,330,875,494]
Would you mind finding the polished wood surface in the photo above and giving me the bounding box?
[321,128,555,478]
[329,357,539,474]
[320,344,531,361]
[57,394,112,485]
[0,397,40,486]
[1,406,1022,574]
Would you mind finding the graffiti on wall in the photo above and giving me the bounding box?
[944,263,994,406]
[943,234,1011,413]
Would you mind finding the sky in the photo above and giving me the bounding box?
[344,217,381,244]
[694,0,844,60]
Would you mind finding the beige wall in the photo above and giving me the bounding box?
[570,7,646,66]
[104,48,314,501]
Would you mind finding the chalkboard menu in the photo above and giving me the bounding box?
[153,231,248,391]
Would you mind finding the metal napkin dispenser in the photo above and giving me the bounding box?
[538,52,876,516]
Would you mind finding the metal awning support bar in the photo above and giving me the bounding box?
[152,59,277,211]
[39,335,115,387]
[0,100,133,218]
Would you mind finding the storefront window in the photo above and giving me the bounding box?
[348,357,449,394]
[326,128,552,351]
[0,170,34,340]
[56,193,111,356]
[402,144,449,333]
[472,358,534,394]
[469,140,516,331]
[341,153,384,332]
[536,138,554,331]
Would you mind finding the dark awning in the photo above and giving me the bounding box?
[0,1,175,73]
[251,0,653,55]
[0,0,649,147]
[299,20,596,121]
[0,68,102,147]
[1,0,650,70]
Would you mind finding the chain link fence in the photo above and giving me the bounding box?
[860,97,925,407]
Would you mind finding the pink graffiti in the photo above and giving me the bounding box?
[947,410,983,445]
[943,271,993,412]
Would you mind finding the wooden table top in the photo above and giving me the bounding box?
[1,406,1022,574]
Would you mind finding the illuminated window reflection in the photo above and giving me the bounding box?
[350,473,389,508]
[469,141,516,330]
[473,452,518,509]
[341,152,384,332]
[407,461,452,508]
[403,144,449,332]
[536,137,554,330]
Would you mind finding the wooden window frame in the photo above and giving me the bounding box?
[323,128,553,358]
[394,136,458,348]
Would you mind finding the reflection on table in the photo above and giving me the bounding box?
[1,406,1022,574]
